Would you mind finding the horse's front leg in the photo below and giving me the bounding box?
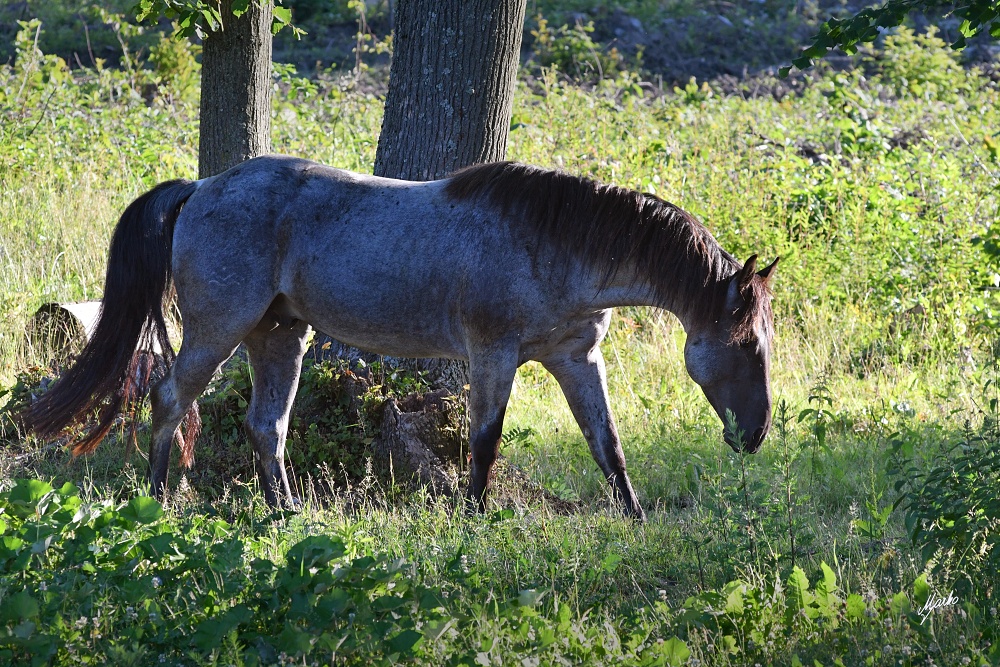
[465,342,519,514]
[541,349,646,521]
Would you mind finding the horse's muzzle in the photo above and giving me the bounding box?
[744,425,767,453]
[723,425,769,454]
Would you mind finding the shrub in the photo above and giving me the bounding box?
[529,15,628,81]
[895,351,1000,599]
[866,26,967,101]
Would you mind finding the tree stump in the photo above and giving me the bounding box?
[376,389,464,494]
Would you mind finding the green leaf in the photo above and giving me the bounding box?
[192,605,253,651]
[231,0,250,17]
[371,595,407,613]
[138,533,177,559]
[120,497,164,525]
[723,581,745,615]
[787,566,811,612]
[0,590,39,622]
[820,562,837,592]
[890,590,910,618]
[418,590,445,611]
[659,637,690,667]
[273,6,292,24]
[912,575,930,608]
[422,618,455,642]
[537,624,557,647]
[6,479,53,516]
[387,629,422,654]
[12,621,35,640]
[277,622,312,655]
[488,509,515,524]
[518,589,546,607]
[285,535,347,576]
[846,594,866,622]
[57,482,79,498]
[601,552,622,573]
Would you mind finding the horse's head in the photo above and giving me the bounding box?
[684,255,778,454]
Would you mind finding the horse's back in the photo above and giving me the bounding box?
[172,155,560,359]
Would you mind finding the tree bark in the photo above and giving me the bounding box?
[366,0,527,393]
[198,0,273,179]
[374,0,527,180]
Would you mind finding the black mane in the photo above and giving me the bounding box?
[444,161,770,340]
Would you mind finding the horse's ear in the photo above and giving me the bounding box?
[737,255,758,293]
[757,257,779,286]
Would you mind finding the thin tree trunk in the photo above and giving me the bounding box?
[198,0,273,179]
[364,0,527,393]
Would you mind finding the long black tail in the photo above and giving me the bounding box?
[19,179,198,455]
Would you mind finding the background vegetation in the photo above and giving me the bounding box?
[1,1,999,664]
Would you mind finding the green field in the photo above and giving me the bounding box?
[1,9,1000,666]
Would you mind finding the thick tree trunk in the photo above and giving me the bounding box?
[374,0,526,180]
[198,0,273,179]
[366,0,527,393]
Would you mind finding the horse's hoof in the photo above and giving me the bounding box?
[462,494,485,517]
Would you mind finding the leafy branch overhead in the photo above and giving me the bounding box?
[783,0,999,75]
[132,0,297,38]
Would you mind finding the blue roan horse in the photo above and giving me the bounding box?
[22,155,777,520]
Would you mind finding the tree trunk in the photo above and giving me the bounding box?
[367,0,527,393]
[374,0,526,180]
[198,0,273,179]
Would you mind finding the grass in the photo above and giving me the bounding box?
[1,14,1000,667]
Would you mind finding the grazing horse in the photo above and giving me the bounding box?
[21,155,777,520]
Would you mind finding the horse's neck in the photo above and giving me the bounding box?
[591,256,724,333]
[589,273,689,329]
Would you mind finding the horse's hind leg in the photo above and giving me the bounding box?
[465,343,519,513]
[242,319,311,507]
[150,339,241,500]
[541,349,646,521]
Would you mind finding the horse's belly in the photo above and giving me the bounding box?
[282,279,468,360]
[308,316,466,360]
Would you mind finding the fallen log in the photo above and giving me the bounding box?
[26,301,174,365]
[25,301,101,365]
